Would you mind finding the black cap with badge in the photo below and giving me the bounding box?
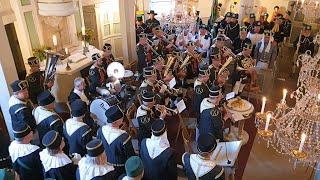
[10,80,28,93]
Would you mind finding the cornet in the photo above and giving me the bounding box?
[155,104,178,114]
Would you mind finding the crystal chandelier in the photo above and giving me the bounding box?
[291,0,320,23]
[161,0,199,32]
[255,51,320,169]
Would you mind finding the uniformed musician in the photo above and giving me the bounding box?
[182,133,225,180]
[209,50,223,83]
[139,119,177,180]
[294,25,314,56]
[233,26,252,55]
[233,42,259,95]
[139,66,166,102]
[9,124,44,180]
[198,85,229,141]
[76,139,116,180]
[102,43,116,70]
[247,21,264,46]
[283,11,292,39]
[254,30,278,70]
[210,35,227,65]
[212,28,233,49]
[261,13,271,31]
[63,100,93,157]
[193,24,211,58]
[136,33,149,76]
[136,91,167,144]
[270,14,285,44]
[136,16,147,43]
[145,10,160,33]
[25,56,53,104]
[33,90,63,144]
[119,156,144,180]
[245,13,256,33]
[88,53,107,95]
[97,105,135,178]
[225,13,240,42]
[9,80,36,131]
[193,66,210,119]
[40,130,77,179]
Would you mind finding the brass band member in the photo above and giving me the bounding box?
[26,57,53,104]
[139,66,166,103]
[88,53,107,95]
[233,42,259,95]
[145,10,160,34]
[136,33,149,76]
[102,43,115,69]
[136,92,167,145]
[193,66,210,119]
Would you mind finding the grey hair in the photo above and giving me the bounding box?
[74,77,85,88]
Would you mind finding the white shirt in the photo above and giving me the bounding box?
[193,33,211,53]
[74,89,89,105]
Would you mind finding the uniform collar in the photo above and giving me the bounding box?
[146,132,170,159]
[9,141,40,163]
[101,125,126,144]
[9,96,27,107]
[190,154,217,178]
[39,149,72,172]
[78,156,114,180]
[65,117,86,136]
[200,98,215,113]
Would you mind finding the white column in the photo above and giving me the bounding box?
[119,0,137,65]
[0,18,19,139]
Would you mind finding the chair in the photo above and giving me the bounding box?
[181,126,197,154]
[126,104,139,154]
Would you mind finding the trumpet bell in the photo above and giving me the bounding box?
[107,62,125,79]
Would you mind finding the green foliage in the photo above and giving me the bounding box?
[32,46,51,62]
[77,28,95,44]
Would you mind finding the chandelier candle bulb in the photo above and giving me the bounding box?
[282,89,288,103]
[82,41,85,47]
[264,113,272,131]
[298,133,307,152]
[316,1,319,8]
[65,47,69,55]
[81,26,86,36]
[261,97,266,114]
[52,35,57,46]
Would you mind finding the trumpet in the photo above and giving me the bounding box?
[154,80,181,96]
[155,104,178,114]
[221,46,236,58]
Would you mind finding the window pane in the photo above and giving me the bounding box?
[24,11,40,49]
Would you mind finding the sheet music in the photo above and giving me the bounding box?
[210,141,242,167]
[169,77,176,89]
[176,99,186,113]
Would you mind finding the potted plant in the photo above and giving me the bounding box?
[33,46,51,62]
[77,28,94,44]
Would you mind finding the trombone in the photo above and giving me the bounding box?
[154,80,181,96]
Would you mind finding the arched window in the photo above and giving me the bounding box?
[149,0,173,18]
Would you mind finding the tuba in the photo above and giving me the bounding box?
[44,51,60,89]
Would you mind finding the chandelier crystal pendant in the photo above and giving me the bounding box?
[255,51,320,169]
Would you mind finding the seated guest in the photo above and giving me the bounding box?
[254,30,277,70]
[140,120,177,180]
[199,85,230,141]
[9,80,36,131]
[40,130,77,179]
[9,124,44,180]
[88,53,107,95]
[77,139,115,180]
[64,100,93,157]
[68,77,90,105]
[136,92,167,144]
[33,90,63,144]
[97,105,135,178]
[193,24,211,58]
[119,156,144,180]
[182,133,225,180]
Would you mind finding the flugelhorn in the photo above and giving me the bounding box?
[155,104,178,114]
